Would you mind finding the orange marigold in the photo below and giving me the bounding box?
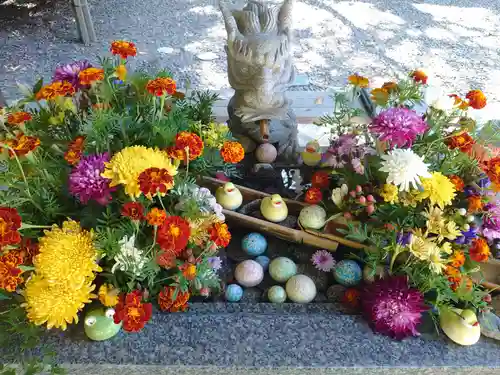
[347,74,369,88]
[2,133,40,158]
[0,251,24,292]
[220,141,244,164]
[467,195,484,213]
[121,202,144,221]
[113,290,152,332]
[110,40,137,59]
[305,187,323,204]
[466,90,487,110]
[0,207,22,247]
[157,216,191,255]
[469,238,490,263]
[7,112,32,125]
[180,263,197,281]
[64,149,82,166]
[79,68,105,86]
[382,81,398,92]
[35,81,75,101]
[138,167,175,199]
[410,69,428,84]
[483,156,500,191]
[158,286,190,313]
[311,171,330,189]
[449,94,469,110]
[146,77,176,96]
[169,132,204,161]
[146,207,167,226]
[156,249,177,269]
[448,175,464,192]
[446,132,475,153]
[209,222,231,248]
[449,250,465,268]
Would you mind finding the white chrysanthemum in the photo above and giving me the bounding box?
[379,149,431,192]
[111,235,145,276]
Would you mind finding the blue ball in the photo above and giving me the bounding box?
[241,233,267,256]
[255,255,270,271]
[333,260,362,286]
[225,284,243,302]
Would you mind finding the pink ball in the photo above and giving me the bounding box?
[255,143,277,163]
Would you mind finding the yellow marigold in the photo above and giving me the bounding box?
[101,146,179,198]
[22,275,96,330]
[98,283,120,307]
[220,141,245,163]
[416,172,456,209]
[380,184,399,204]
[34,220,101,287]
[348,73,369,88]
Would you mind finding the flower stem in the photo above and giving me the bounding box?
[185,147,190,177]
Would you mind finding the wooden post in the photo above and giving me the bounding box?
[0,88,6,108]
[72,0,96,45]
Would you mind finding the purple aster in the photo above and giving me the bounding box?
[362,276,428,340]
[311,250,336,272]
[207,256,222,271]
[69,153,116,205]
[463,185,477,198]
[370,108,428,148]
[397,232,412,246]
[454,226,479,245]
[53,60,92,89]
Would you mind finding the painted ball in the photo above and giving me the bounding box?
[286,274,317,303]
[255,143,278,163]
[225,284,243,302]
[234,260,264,287]
[255,255,270,271]
[241,233,268,256]
[269,257,297,283]
[299,205,327,230]
[268,285,287,303]
[333,260,362,286]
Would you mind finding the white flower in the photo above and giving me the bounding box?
[379,149,431,192]
[111,235,145,276]
[331,184,348,207]
[425,86,457,113]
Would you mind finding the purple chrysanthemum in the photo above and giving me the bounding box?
[362,276,428,340]
[208,256,222,271]
[311,250,336,272]
[483,214,500,240]
[370,108,428,148]
[53,60,92,89]
[69,153,115,205]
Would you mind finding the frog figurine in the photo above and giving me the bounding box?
[84,307,122,341]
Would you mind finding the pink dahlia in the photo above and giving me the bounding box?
[370,108,428,148]
[311,250,336,272]
[362,276,428,340]
[69,153,116,205]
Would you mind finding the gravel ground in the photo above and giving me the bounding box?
[2,0,500,112]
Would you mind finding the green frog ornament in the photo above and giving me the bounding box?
[84,307,122,341]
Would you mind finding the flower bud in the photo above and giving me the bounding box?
[358,196,366,204]
[457,208,467,216]
[366,204,375,215]
[343,212,353,220]
[349,191,356,198]
[467,215,475,223]
[355,185,362,193]
[366,195,375,203]
[462,224,470,231]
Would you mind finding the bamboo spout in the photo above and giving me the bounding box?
[259,119,270,142]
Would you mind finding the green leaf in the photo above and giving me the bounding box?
[32,78,44,95]
[18,265,35,272]
[0,289,11,300]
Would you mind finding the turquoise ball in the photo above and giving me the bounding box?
[255,255,270,271]
[333,260,362,286]
[268,285,287,303]
[242,233,267,256]
[225,284,243,302]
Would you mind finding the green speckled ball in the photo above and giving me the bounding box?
[269,257,297,283]
[268,285,287,303]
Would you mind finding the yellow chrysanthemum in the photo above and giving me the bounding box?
[417,172,456,209]
[428,246,446,274]
[409,233,434,261]
[441,242,453,255]
[102,146,179,197]
[380,184,399,204]
[22,275,96,330]
[400,190,420,207]
[98,283,120,307]
[202,122,229,149]
[34,220,101,286]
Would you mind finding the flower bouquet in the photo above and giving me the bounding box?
[0,40,244,348]
[305,70,499,340]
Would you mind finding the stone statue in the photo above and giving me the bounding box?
[220,0,298,160]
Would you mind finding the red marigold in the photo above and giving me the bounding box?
[209,222,231,248]
[7,112,32,126]
[305,187,323,204]
[410,70,428,84]
[180,263,197,281]
[2,133,41,158]
[146,77,176,96]
[157,216,191,255]
[446,132,475,153]
[18,238,39,265]
[483,156,500,191]
[467,195,484,213]
[79,68,105,86]
[113,290,152,332]
[146,207,167,226]
[220,141,245,164]
[35,81,75,101]
[311,171,330,189]
[138,167,175,199]
[156,249,177,269]
[110,40,137,59]
[469,238,490,263]
[0,251,24,292]
[466,90,487,110]
[121,202,144,220]
[170,132,204,161]
[0,207,22,248]
[342,288,361,310]
[448,175,464,192]
[449,250,465,268]
[158,286,190,313]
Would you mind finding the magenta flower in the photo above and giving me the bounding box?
[362,276,428,340]
[53,60,92,89]
[311,250,336,272]
[483,215,500,240]
[370,108,428,148]
[69,153,116,205]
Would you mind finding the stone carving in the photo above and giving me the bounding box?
[220,0,298,160]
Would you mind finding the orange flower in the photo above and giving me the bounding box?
[113,290,152,332]
[79,68,105,86]
[446,132,475,153]
[169,132,204,161]
[449,250,465,268]
[156,249,177,269]
[449,94,469,110]
[483,156,500,190]
[35,81,75,101]
[466,90,487,110]
[2,133,40,158]
[467,195,484,213]
[382,81,398,92]
[180,263,197,281]
[7,112,32,126]
[157,216,191,255]
[0,251,24,292]
[138,167,175,199]
[311,171,330,189]
[220,141,245,164]
[209,222,231,248]
[121,202,144,220]
[448,175,464,192]
[158,286,190,313]
[0,207,22,247]
[17,237,39,265]
[146,207,167,226]
[410,70,428,84]
[146,77,176,96]
[110,40,137,59]
[370,88,389,105]
[444,265,461,291]
[469,238,490,262]
[347,74,369,88]
[64,135,86,165]
[305,187,323,204]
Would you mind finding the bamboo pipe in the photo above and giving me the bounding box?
[259,119,270,142]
